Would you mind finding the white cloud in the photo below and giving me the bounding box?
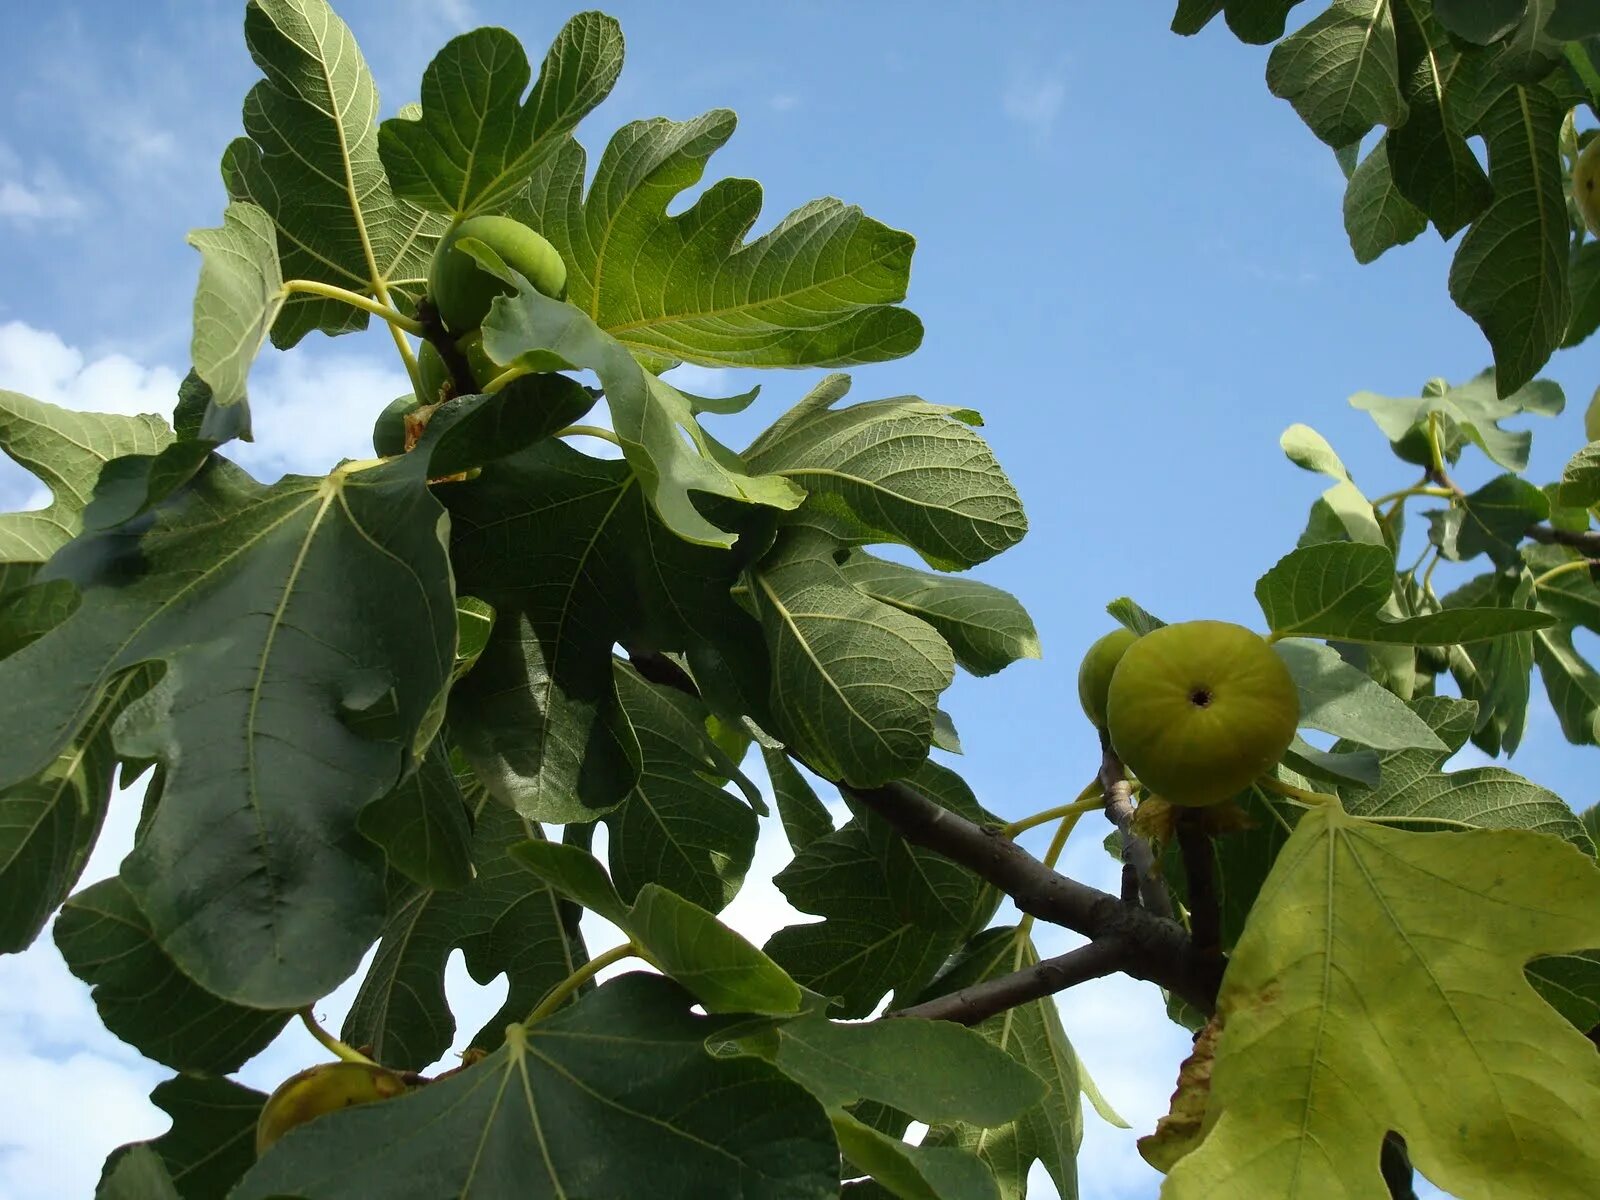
[1002,69,1067,140]
[770,93,801,112]
[0,144,87,226]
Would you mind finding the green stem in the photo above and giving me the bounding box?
[281,280,426,336]
[1257,776,1339,808]
[1425,411,1447,480]
[1003,781,1102,838]
[1421,545,1442,600]
[527,943,639,1024]
[299,1007,377,1065]
[1012,790,1093,967]
[558,424,622,447]
[1531,558,1597,590]
[1369,485,1454,508]
[482,364,532,395]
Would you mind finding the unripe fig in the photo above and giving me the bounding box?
[1105,620,1299,808]
[457,329,501,388]
[429,215,567,333]
[417,341,452,404]
[373,393,423,457]
[1077,628,1140,729]
[255,1061,409,1156]
[1576,135,1600,238]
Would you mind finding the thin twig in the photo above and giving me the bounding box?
[887,940,1124,1025]
[1099,735,1174,919]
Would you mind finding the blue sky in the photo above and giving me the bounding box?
[1,2,1596,1198]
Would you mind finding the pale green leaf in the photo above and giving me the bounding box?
[521,112,921,368]
[761,745,835,854]
[98,1146,180,1200]
[1553,440,1600,507]
[1164,809,1600,1199]
[1279,424,1349,479]
[185,201,282,425]
[1256,541,1555,643]
[378,16,622,218]
[222,0,449,347]
[1273,638,1447,750]
[834,1112,1000,1200]
[0,391,171,572]
[1349,369,1564,473]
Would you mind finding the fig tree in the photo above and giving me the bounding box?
[1077,627,1140,729]
[1105,619,1298,807]
[254,1061,409,1156]
[428,214,567,333]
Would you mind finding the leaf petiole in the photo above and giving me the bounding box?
[281,279,426,336]
[557,424,622,447]
[1257,776,1340,809]
[1003,779,1102,837]
[526,942,640,1024]
[300,1007,379,1066]
[1530,558,1599,590]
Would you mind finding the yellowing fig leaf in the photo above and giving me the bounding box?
[1164,806,1600,1200]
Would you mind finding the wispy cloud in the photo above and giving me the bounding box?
[1002,68,1067,140]
[770,93,801,112]
[0,144,86,225]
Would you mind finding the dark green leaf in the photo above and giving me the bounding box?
[1496,0,1565,81]
[1533,625,1600,745]
[837,551,1040,676]
[1561,239,1600,346]
[605,668,759,912]
[344,804,589,1071]
[55,877,291,1073]
[0,667,154,953]
[222,0,448,347]
[237,975,839,1200]
[1441,570,1537,753]
[444,439,767,820]
[762,745,835,854]
[1344,136,1428,263]
[100,1076,265,1200]
[745,376,1027,571]
[1434,0,1528,44]
[379,17,623,219]
[1267,0,1406,148]
[1551,0,1600,38]
[1222,0,1306,45]
[1388,2,1492,238]
[357,736,474,891]
[750,529,954,787]
[1526,950,1600,1030]
[767,1012,1044,1126]
[1172,0,1225,35]
[1448,474,1551,565]
[0,436,459,1008]
[1448,78,1574,394]
[911,927,1086,1200]
[766,761,993,1016]
[1554,440,1600,507]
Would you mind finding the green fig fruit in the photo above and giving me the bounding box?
[1077,627,1140,729]
[255,1061,409,1156]
[428,214,567,334]
[1105,620,1299,808]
